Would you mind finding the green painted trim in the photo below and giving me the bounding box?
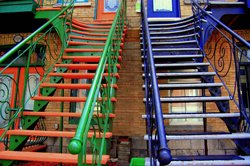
[130,158,145,166]
[0,0,37,14]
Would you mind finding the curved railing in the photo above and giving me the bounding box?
[0,0,74,147]
[140,0,172,165]
[192,0,250,132]
[68,0,127,165]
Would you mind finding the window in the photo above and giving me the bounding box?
[168,70,202,125]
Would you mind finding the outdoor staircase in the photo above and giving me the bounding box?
[0,13,126,165]
[139,13,250,165]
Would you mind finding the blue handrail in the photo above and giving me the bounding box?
[141,0,172,164]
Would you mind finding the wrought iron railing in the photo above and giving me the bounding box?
[140,0,172,165]
[192,0,250,132]
[0,0,74,148]
[67,0,127,165]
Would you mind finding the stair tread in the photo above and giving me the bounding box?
[150,54,203,58]
[159,96,230,102]
[32,96,117,102]
[40,83,118,89]
[144,62,209,67]
[142,112,240,119]
[145,156,250,165]
[156,72,216,76]
[23,111,115,118]
[145,133,250,140]
[68,41,105,46]
[148,33,198,40]
[48,72,120,79]
[149,23,194,31]
[65,48,103,52]
[69,35,107,41]
[54,63,121,70]
[70,29,108,37]
[150,27,195,35]
[157,83,222,88]
[151,40,197,45]
[142,72,216,77]
[6,130,112,138]
[148,17,194,27]
[151,48,200,51]
[62,55,122,62]
[0,151,109,164]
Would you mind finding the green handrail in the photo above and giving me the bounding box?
[68,0,126,164]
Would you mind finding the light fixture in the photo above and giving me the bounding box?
[13,34,23,43]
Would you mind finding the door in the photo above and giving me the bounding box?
[97,0,119,20]
[147,0,180,18]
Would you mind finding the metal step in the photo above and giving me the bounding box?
[144,133,250,141]
[148,33,198,40]
[142,72,216,77]
[150,27,195,35]
[142,112,240,119]
[143,83,223,89]
[141,54,203,59]
[148,17,194,27]
[149,23,194,31]
[151,48,200,52]
[151,40,197,45]
[142,62,209,68]
[158,96,230,103]
[145,156,250,166]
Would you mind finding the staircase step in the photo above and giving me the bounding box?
[65,48,103,53]
[32,96,117,102]
[72,19,111,29]
[148,33,198,40]
[142,112,240,119]
[40,83,118,89]
[71,23,110,32]
[0,151,109,164]
[68,41,105,46]
[151,48,200,52]
[69,35,107,41]
[148,17,194,27]
[23,111,115,118]
[150,27,195,35]
[143,72,216,77]
[145,133,250,140]
[149,23,194,31]
[62,55,122,62]
[54,63,121,70]
[151,40,197,45]
[157,96,230,103]
[7,130,112,138]
[48,73,120,79]
[142,62,209,68]
[70,29,108,37]
[143,83,223,89]
[145,156,250,166]
[143,54,203,59]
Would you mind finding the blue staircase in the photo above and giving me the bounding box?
[140,0,250,165]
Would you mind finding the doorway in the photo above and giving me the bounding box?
[96,0,119,20]
[147,0,181,18]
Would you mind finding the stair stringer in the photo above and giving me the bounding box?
[196,55,250,155]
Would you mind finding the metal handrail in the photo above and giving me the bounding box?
[141,0,171,165]
[68,0,126,164]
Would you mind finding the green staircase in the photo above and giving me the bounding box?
[0,0,127,165]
